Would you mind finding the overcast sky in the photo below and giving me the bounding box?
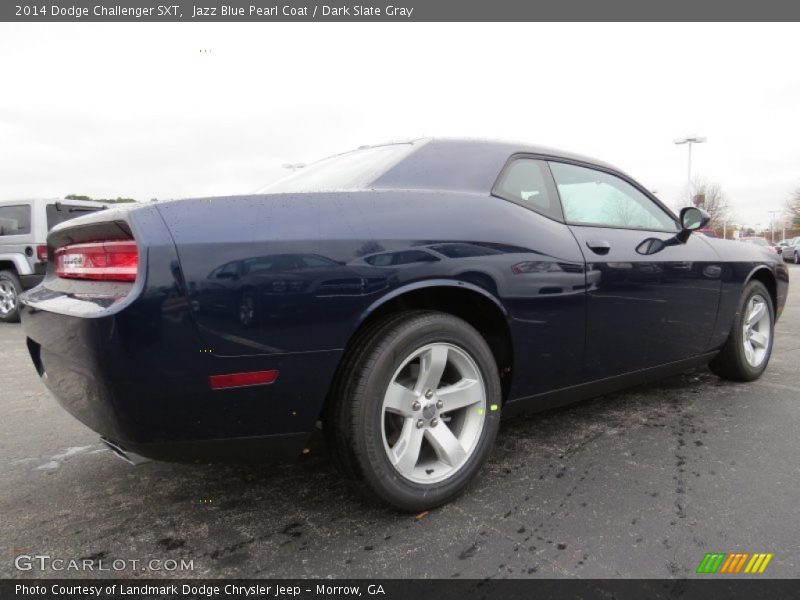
[1,23,798,228]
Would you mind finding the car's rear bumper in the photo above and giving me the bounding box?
[102,432,311,464]
[22,307,340,462]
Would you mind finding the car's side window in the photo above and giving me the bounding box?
[364,250,439,266]
[0,204,32,236]
[243,257,275,274]
[215,262,240,278]
[494,159,563,221]
[548,162,678,232]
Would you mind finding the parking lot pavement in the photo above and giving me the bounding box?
[1,266,798,580]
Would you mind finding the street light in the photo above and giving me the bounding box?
[674,135,707,205]
[768,210,780,244]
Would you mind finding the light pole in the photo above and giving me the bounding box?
[674,135,706,206]
[768,210,780,244]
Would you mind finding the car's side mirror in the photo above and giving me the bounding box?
[636,238,666,255]
[680,206,710,230]
[677,207,711,243]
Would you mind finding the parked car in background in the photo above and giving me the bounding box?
[0,198,106,322]
[775,239,792,253]
[738,236,779,254]
[780,237,800,264]
[19,139,789,510]
[695,227,717,238]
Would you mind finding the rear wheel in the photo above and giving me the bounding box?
[327,311,501,511]
[238,289,258,327]
[0,270,22,323]
[709,280,774,381]
[794,251,799,265]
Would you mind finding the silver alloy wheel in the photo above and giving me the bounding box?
[795,251,800,265]
[0,281,16,316]
[742,294,771,368]
[381,342,487,484]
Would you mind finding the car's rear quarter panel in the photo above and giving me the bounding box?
[21,205,326,459]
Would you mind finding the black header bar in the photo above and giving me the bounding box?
[4,0,800,22]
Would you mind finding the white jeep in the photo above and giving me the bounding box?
[0,198,106,322]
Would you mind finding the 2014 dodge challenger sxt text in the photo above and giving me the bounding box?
[20,139,789,510]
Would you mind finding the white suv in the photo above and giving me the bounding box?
[0,198,106,322]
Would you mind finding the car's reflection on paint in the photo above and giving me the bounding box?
[353,242,588,297]
[186,236,722,337]
[190,242,588,331]
[192,253,391,327]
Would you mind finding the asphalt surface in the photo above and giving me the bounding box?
[2,265,799,579]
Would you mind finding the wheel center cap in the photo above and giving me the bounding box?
[422,403,437,419]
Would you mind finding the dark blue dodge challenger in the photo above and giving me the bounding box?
[20,139,789,510]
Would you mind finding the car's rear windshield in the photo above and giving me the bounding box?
[261,142,422,194]
[46,203,103,230]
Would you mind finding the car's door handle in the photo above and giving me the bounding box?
[586,240,611,255]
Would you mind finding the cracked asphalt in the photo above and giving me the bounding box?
[2,265,799,579]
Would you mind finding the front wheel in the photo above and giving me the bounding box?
[709,280,774,381]
[327,311,501,511]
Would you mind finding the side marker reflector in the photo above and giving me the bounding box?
[209,370,278,390]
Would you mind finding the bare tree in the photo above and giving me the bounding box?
[689,178,732,234]
[354,240,385,257]
[786,188,800,227]
[605,196,642,228]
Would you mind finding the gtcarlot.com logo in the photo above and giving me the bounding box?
[696,552,773,574]
[14,554,194,572]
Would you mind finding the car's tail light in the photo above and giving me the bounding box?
[55,240,138,282]
[36,245,48,262]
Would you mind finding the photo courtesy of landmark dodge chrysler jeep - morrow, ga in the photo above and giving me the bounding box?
[19,139,789,510]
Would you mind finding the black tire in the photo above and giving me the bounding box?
[0,270,22,323]
[709,280,774,382]
[794,251,799,265]
[325,310,502,511]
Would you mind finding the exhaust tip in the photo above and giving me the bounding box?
[100,437,151,466]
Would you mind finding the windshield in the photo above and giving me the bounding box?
[260,142,422,194]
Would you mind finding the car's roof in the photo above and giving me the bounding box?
[408,137,618,169]
[371,138,623,195]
